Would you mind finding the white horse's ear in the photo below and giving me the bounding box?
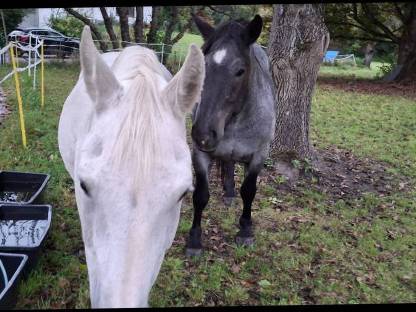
[162,44,205,117]
[80,26,121,112]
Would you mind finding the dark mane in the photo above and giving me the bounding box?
[201,19,249,54]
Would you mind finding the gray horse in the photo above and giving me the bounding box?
[187,14,276,256]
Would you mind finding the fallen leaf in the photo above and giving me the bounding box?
[58,277,70,288]
[231,264,240,273]
[287,215,309,223]
[210,235,221,241]
[258,279,272,287]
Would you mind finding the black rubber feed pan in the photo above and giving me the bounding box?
[0,205,52,277]
[0,253,28,309]
[0,171,50,205]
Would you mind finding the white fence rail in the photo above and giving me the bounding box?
[0,33,191,87]
[335,54,357,66]
[0,36,44,88]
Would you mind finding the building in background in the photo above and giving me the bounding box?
[18,7,152,29]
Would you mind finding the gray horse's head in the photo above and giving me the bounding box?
[191,14,263,152]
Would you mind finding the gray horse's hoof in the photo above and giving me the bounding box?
[223,196,234,207]
[235,236,255,247]
[186,247,203,257]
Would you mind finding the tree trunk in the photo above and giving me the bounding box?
[394,4,416,83]
[134,7,144,43]
[163,7,178,45]
[147,6,161,44]
[268,4,329,165]
[160,7,179,65]
[116,7,131,47]
[99,7,119,50]
[363,41,376,68]
[64,8,108,52]
[170,7,195,46]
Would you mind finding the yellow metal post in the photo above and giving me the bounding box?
[41,41,44,108]
[9,44,27,148]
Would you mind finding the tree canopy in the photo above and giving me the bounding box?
[0,9,27,46]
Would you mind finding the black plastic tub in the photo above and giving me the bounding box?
[0,204,52,277]
[0,253,28,309]
[0,171,50,205]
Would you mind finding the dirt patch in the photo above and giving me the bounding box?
[317,77,416,101]
[262,145,412,202]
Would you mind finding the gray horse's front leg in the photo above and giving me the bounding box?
[235,155,264,247]
[186,149,211,257]
[222,160,235,207]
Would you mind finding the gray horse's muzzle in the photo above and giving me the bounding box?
[191,126,218,152]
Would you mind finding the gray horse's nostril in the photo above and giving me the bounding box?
[211,130,217,140]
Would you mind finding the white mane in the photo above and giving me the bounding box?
[110,46,170,190]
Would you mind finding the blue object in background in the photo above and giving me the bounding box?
[323,50,339,63]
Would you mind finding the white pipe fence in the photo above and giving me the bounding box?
[335,54,357,66]
[1,36,192,91]
[0,38,43,87]
[1,33,190,86]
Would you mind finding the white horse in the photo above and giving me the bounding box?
[58,26,205,308]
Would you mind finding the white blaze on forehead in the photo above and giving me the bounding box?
[213,49,227,64]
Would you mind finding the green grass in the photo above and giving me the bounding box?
[172,32,204,55]
[318,62,388,80]
[311,86,416,178]
[0,60,415,308]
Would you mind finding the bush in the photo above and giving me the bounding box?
[48,14,84,38]
[375,53,396,78]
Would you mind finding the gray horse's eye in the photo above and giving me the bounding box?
[235,68,245,77]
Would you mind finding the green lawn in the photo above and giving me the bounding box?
[0,61,415,308]
[172,32,204,55]
[318,62,388,80]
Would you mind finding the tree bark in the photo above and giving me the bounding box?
[170,7,195,46]
[268,4,329,164]
[159,7,179,65]
[147,6,161,44]
[394,4,416,83]
[363,41,376,68]
[116,7,131,47]
[163,7,178,46]
[64,8,108,52]
[99,7,119,50]
[134,6,144,43]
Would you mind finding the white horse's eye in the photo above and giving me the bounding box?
[80,181,90,196]
[178,191,187,202]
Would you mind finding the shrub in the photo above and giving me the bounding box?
[376,53,396,78]
[48,13,84,38]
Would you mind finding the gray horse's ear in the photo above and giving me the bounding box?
[245,14,263,45]
[80,26,122,113]
[192,13,215,40]
[162,44,205,117]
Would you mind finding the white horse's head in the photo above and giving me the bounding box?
[58,26,205,307]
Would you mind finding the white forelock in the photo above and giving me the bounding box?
[110,46,169,190]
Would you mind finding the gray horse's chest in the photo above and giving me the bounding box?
[212,115,271,163]
[213,135,252,162]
